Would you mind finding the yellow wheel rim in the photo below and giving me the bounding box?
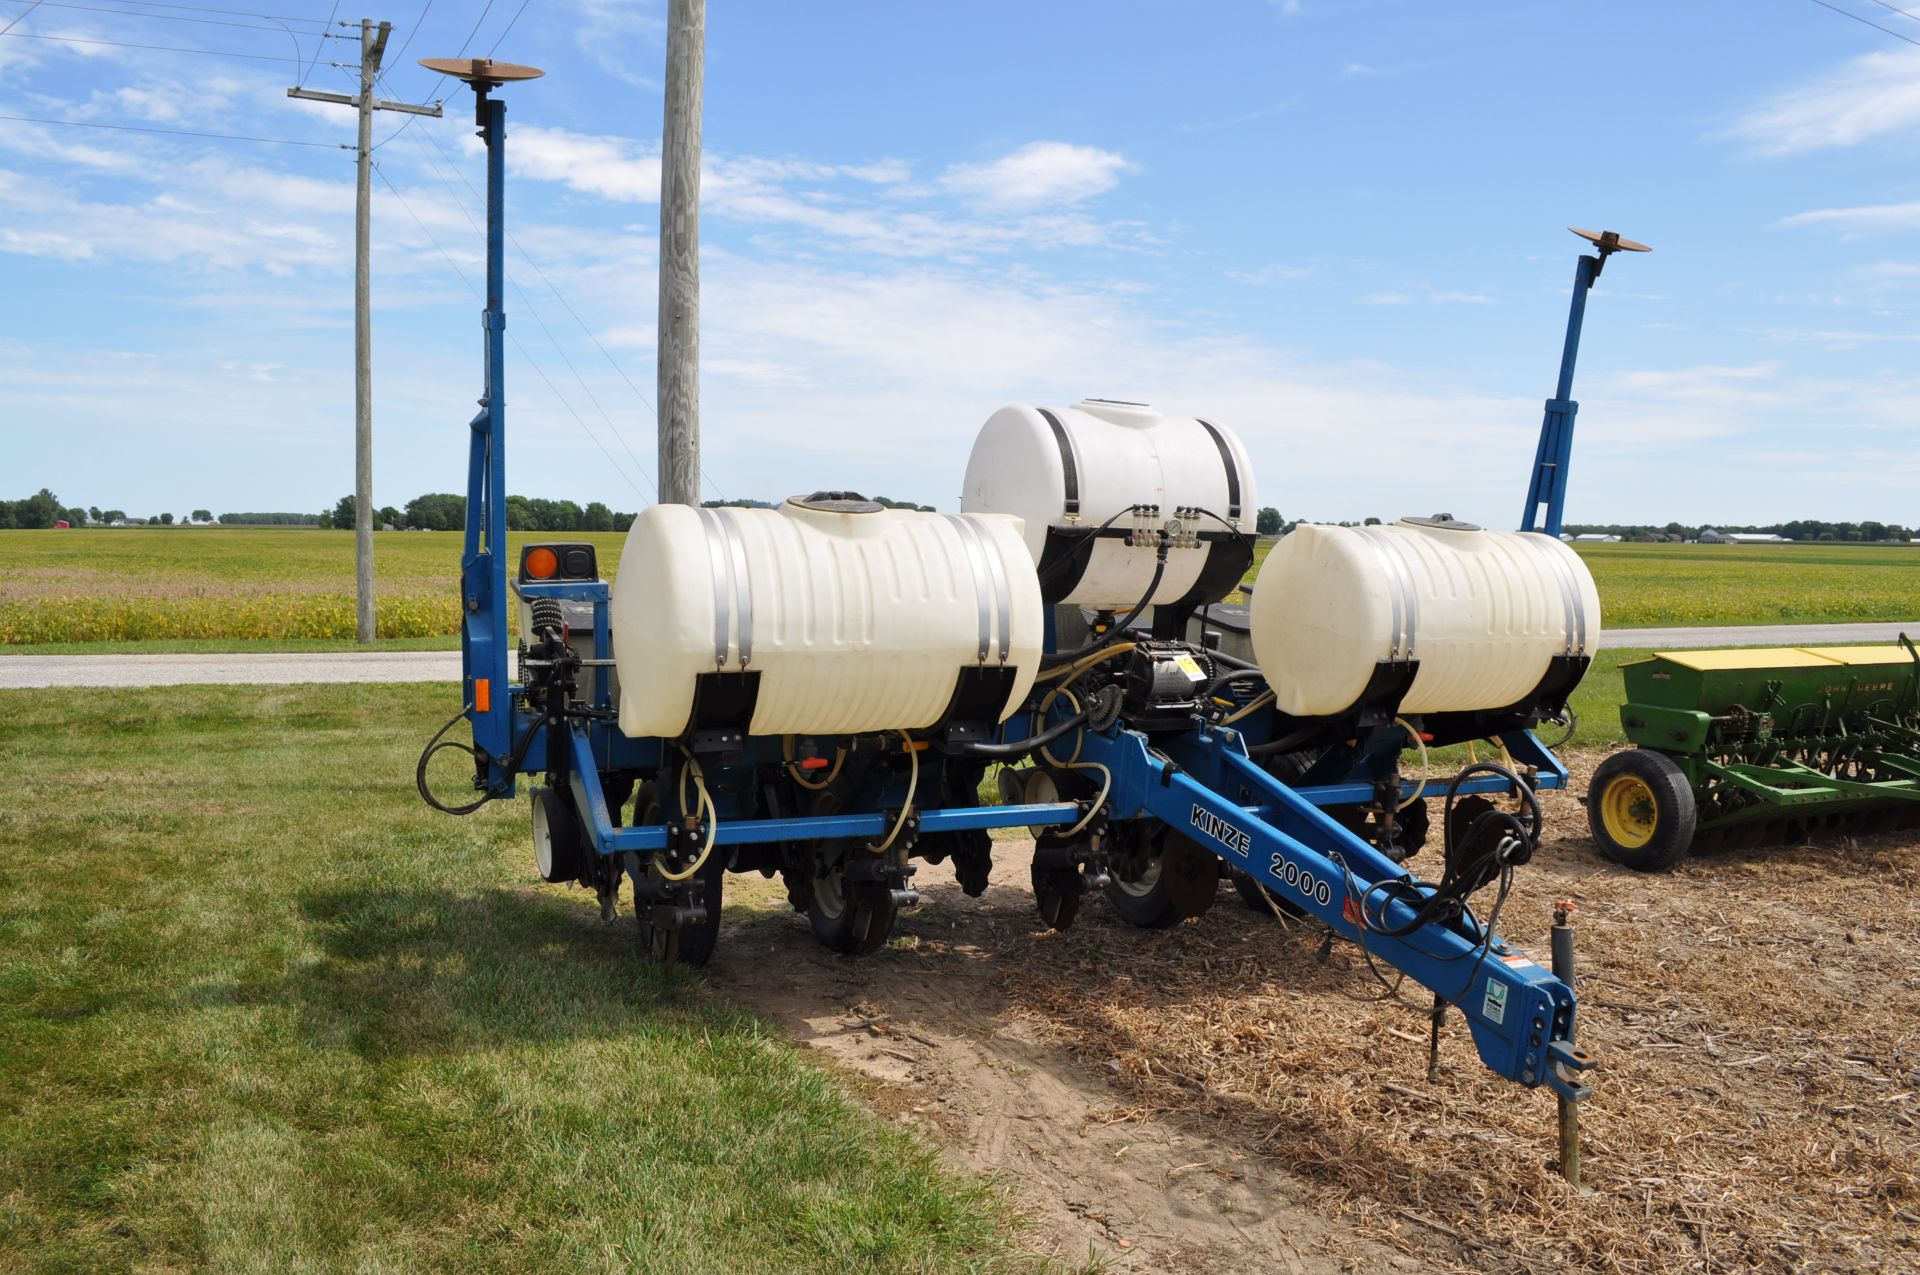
[1600,773,1658,849]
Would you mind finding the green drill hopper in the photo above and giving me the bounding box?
[1588,640,1920,870]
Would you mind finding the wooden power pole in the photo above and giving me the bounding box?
[657,0,704,506]
[289,19,441,641]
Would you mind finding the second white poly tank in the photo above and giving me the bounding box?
[960,399,1257,612]
[1249,517,1601,718]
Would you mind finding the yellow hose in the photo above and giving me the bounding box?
[1394,716,1430,811]
[1036,643,1136,684]
[1220,689,1274,726]
[873,729,919,853]
[654,751,718,882]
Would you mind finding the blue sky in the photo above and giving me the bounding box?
[5,0,1920,527]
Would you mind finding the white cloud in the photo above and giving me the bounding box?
[1722,46,1920,156]
[573,0,666,89]
[938,141,1134,210]
[1358,291,1412,305]
[1429,291,1493,305]
[1777,199,1920,234]
[504,127,1139,258]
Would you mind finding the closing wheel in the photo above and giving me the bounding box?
[807,854,898,956]
[1105,829,1218,929]
[634,783,724,968]
[1588,749,1697,872]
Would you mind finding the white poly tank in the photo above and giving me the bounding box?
[611,494,1044,739]
[1248,518,1601,718]
[960,399,1257,610]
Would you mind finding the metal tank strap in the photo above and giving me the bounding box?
[948,513,995,663]
[713,508,754,667]
[1036,407,1082,519]
[1358,526,1419,661]
[1519,532,1585,656]
[694,507,733,668]
[1195,419,1242,523]
[959,514,1013,663]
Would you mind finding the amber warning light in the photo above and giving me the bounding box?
[517,542,598,583]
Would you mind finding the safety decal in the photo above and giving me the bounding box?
[1482,979,1509,1026]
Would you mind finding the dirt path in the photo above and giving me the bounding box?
[712,851,1437,1273]
[707,754,1920,1274]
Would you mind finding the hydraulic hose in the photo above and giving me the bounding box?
[957,709,1091,759]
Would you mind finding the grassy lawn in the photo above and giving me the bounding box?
[6,527,1919,650]
[0,683,1034,1273]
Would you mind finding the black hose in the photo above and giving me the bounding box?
[959,709,1091,760]
[1204,667,1266,698]
[1247,722,1325,757]
[1037,503,1145,591]
[1047,544,1168,665]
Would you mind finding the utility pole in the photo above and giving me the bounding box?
[289,20,442,641]
[657,0,703,506]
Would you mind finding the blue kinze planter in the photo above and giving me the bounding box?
[416,62,1615,1155]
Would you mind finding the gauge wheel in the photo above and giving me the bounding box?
[807,852,897,956]
[531,784,588,884]
[634,783,724,968]
[1588,749,1697,872]
[1105,829,1218,929]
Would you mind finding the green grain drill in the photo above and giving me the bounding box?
[1588,641,1920,870]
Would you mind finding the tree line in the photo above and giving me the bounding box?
[1562,520,1914,543]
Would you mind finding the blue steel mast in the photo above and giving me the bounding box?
[421,55,544,794]
[1519,227,1649,537]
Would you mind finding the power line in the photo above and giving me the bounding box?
[387,0,428,63]
[1804,0,1920,46]
[79,0,332,23]
[404,126,659,495]
[370,159,653,502]
[371,0,492,149]
[0,109,348,146]
[1864,0,1920,25]
[295,0,339,86]
[0,0,44,36]
[482,0,526,56]
[409,121,731,499]
[0,0,345,35]
[3,28,321,59]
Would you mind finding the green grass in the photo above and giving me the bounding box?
[0,635,461,656]
[0,683,1033,1273]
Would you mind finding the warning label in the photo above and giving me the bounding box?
[1482,980,1509,1026]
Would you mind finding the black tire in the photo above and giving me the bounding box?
[634,782,724,968]
[1105,851,1185,928]
[1104,829,1218,929]
[807,856,897,956]
[532,784,589,884]
[1588,749,1697,872]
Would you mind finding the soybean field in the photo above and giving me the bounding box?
[3,528,1917,648]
